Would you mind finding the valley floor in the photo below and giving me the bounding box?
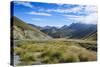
[13,38,97,66]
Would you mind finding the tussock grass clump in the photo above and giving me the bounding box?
[14,40,97,65]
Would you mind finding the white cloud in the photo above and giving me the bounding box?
[64,13,97,24]
[47,9,69,13]
[14,1,33,8]
[43,5,82,13]
[62,5,98,24]
[43,5,97,16]
[84,5,97,13]
[38,5,81,13]
[32,18,42,21]
[28,12,52,16]
[82,13,98,24]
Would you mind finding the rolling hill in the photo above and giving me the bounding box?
[12,16,52,40]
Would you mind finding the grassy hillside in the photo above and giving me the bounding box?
[12,16,52,40]
[85,33,97,40]
[82,31,97,41]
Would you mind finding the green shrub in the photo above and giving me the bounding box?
[20,52,36,62]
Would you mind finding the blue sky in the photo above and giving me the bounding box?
[12,1,97,27]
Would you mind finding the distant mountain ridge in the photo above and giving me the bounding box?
[29,23,97,40]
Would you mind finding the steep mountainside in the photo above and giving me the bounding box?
[68,23,97,39]
[82,32,97,41]
[12,16,52,40]
[28,23,42,30]
[40,23,97,39]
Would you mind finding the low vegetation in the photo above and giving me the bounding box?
[14,40,97,65]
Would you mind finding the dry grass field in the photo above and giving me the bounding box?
[14,39,97,65]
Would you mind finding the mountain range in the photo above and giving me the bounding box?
[29,23,97,40]
[12,16,97,41]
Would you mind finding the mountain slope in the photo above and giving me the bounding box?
[40,23,97,39]
[69,23,97,39]
[28,23,42,30]
[12,16,52,40]
[82,32,97,41]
